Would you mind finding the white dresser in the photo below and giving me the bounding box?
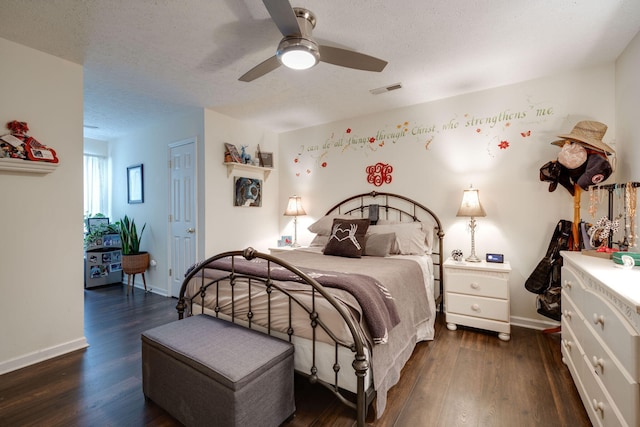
[444,258,511,341]
[560,251,640,427]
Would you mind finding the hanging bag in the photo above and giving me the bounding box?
[524,220,572,294]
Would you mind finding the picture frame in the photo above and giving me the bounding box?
[127,164,144,204]
[259,151,274,168]
[87,217,109,232]
[224,143,242,163]
[234,176,262,207]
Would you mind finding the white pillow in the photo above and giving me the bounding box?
[376,218,436,254]
[367,222,427,255]
[308,214,359,235]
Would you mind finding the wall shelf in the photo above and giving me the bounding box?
[224,162,274,180]
[0,158,58,174]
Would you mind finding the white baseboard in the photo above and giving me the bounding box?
[0,337,89,375]
[511,315,560,331]
[122,277,169,297]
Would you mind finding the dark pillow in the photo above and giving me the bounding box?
[363,232,395,257]
[323,218,370,258]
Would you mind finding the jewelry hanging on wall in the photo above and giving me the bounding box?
[626,182,637,248]
[589,185,600,219]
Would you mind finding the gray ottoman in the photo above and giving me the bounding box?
[141,314,295,427]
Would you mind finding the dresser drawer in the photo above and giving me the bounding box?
[578,353,626,427]
[562,292,586,344]
[446,270,508,299]
[580,322,639,427]
[446,293,508,322]
[561,264,584,308]
[581,285,640,380]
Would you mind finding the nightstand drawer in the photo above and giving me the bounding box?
[446,271,508,299]
[446,293,509,322]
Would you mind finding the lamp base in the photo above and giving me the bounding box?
[465,254,482,263]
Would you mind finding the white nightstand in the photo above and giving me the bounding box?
[268,246,297,255]
[444,257,512,341]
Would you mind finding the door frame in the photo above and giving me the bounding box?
[167,137,199,297]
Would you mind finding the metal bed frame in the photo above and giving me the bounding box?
[175,191,444,426]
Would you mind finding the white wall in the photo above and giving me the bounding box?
[202,110,280,255]
[278,64,616,328]
[615,30,640,182]
[110,110,205,296]
[0,38,86,373]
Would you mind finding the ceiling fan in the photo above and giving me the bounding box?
[239,0,388,82]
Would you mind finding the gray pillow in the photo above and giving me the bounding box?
[364,233,395,257]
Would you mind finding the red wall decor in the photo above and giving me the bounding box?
[366,162,393,187]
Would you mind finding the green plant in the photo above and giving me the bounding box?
[117,215,146,255]
[84,220,120,249]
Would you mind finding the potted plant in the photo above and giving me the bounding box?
[84,215,120,249]
[117,215,150,281]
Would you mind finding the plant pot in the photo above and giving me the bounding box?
[122,252,150,274]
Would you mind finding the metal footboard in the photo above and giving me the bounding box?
[176,247,372,426]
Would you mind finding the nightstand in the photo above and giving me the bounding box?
[268,246,297,255]
[444,258,512,341]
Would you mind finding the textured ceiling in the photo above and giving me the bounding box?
[1,0,639,141]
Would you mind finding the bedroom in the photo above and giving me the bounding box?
[1,0,639,425]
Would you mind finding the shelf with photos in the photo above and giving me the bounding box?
[223,142,274,180]
[0,157,58,174]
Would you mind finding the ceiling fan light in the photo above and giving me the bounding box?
[277,37,319,70]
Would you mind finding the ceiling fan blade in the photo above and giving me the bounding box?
[319,45,388,72]
[262,0,300,36]
[238,55,281,82]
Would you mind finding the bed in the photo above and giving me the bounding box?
[176,191,444,426]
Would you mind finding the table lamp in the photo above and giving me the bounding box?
[284,195,306,247]
[456,185,486,262]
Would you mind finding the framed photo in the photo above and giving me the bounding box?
[259,151,274,168]
[224,143,242,163]
[234,176,262,207]
[87,217,109,232]
[127,164,144,204]
[278,236,292,247]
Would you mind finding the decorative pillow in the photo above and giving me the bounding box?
[367,222,427,255]
[363,232,395,257]
[323,218,370,258]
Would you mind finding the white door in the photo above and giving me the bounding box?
[169,138,197,297]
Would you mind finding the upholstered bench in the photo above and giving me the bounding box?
[141,314,295,427]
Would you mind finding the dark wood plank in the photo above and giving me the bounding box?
[0,285,591,426]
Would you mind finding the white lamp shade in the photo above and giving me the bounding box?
[284,196,306,216]
[456,187,486,217]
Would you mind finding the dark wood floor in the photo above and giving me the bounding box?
[0,284,591,426]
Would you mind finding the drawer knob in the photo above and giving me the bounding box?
[470,282,480,289]
[471,303,480,312]
[562,310,572,319]
[563,280,572,289]
[592,314,605,326]
[591,398,605,414]
[591,356,605,370]
[562,339,572,350]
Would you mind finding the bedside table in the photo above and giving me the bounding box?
[268,246,297,255]
[444,258,512,341]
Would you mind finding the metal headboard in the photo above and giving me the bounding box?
[324,191,445,311]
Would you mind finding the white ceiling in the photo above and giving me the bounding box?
[1,1,639,141]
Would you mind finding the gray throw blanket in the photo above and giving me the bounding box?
[206,257,400,344]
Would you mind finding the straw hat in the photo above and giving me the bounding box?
[551,120,614,154]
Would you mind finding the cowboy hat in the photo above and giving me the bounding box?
[551,120,615,154]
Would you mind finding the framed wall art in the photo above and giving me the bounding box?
[127,164,144,204]
[234,176,262,207]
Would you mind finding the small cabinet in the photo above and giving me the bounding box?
[444,258,512,341]
[85,234,123,288]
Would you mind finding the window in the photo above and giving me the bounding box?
[84,154,109,218]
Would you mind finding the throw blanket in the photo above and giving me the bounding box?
[206,257,400,344]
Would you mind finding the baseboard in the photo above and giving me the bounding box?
[0,337,89,375]
[121,277,169,297]
[511,315,560,331]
